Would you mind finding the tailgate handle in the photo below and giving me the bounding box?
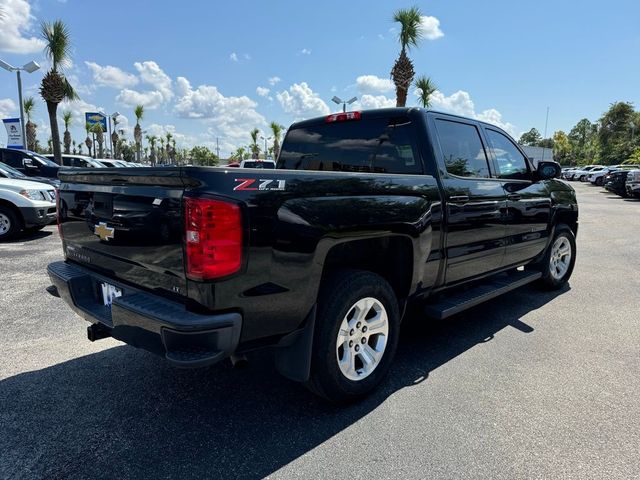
[449,195,469,203]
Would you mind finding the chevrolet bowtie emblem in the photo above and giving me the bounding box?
[94,222,115,241]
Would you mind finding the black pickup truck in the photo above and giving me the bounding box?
[48,108,578,402]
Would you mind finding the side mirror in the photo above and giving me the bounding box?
[537,161,561,180]
[23,159,39,173]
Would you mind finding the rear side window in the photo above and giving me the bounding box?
[486,129,530,180]
[2,150,25,168]
[278,117,423,174]
[435,120,491,178]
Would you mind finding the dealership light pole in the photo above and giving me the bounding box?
[0,59,40,149]
[331,96,357,113]
[260,135,272,159]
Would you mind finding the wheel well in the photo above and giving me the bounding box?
[321,236,413,303]
[0,199,23,224]
[554,211,578,236]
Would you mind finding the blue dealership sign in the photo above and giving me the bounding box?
[85,112,107,131]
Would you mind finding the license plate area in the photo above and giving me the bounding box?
[100,282,122,307]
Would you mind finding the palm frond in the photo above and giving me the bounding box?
[23,97,36,119]
[62,110,73,128]
[393,6,423,51]
[40,20,72,71]
[134,105,144,123]
[415,75,437,108]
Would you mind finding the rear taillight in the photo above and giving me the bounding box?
[184,197,243,280]
[325,111,361,123]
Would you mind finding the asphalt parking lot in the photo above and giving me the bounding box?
[1,182,639,479]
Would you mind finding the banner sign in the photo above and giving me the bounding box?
[3,118,24,149]
[85,112,107,131]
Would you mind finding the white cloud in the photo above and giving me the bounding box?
[301,48,312,55]
[173,76,266,148]
[356,75,394,94]
[116,61,173,109]
[0,0,46,53]
[420,16,444,40]
[358,94,395,110]
[268,76,281,86]
[230,52,238,62]
[134,61,173,101]
[276,82,330,119]
[85,61,139,89]
[243,53,251,60]
[116,89,166,109]
[0,98,17,118]
[256,86,270,97]
[428,90,516,135]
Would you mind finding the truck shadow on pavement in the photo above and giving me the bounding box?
[0,285,568,480]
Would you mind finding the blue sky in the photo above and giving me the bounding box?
[1,0,639,155]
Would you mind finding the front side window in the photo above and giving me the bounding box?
[485,129,530,180]
[278,117,423,175]
[435,119,491,178]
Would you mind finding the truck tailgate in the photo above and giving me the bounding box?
[58,168,188,298]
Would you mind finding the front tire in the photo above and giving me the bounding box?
[595,177,603,186]
[306,270,400,403]
[534,224,576,289]
[0,206,22,241]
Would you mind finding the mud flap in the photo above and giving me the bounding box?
[274,305,316,382]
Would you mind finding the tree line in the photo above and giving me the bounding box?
[519,102,640,166]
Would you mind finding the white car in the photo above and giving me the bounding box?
[571,165,604,181]
[588,165,638,186]
[0,178,56,240]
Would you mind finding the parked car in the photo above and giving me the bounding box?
[562,168,577,180]
[0,177,56,240]
[587,164,640,186]
[625,170,640,198]
[44,154,106,168]
[604,170,633,197]
[573,165,604,181]
[48,107,576,403]
[94,159,130,168]
[0,162,60,188]
[0,148,60,179]
[239,159,276,169]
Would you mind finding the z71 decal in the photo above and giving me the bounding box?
[234,178,286,191]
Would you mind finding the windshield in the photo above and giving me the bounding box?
[31,153,59,167]
[0,163,27,178]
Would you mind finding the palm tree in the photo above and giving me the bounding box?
[84,122,93,157]
[23,97,37,151]
[92,123,104,158]
[250,128,260,159]
[147,135,157,165]
[415,76,437,108]
[111,116,120,159]
[171,139,177,164]
[159,137,165,164]
[390,7,423,107]
[133,104,144,160]
[165,132,173,162]
[62,110,72,154]
[39,20,78,165]
[72,140,77,154]
[270,122,284,160]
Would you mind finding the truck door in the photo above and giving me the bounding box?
[482,127,551,267]
[431,117,507,284]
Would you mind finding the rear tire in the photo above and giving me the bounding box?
[0,206,22,241]
[306,269,400,403]
[532,224,576,290]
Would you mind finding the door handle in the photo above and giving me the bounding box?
[449,195,469,203]
[507,194,522,201]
